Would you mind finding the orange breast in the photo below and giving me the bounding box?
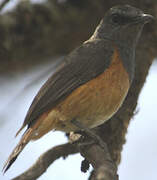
[31,48,130,139]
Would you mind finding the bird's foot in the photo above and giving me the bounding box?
[71,119,107,150]
[69,132,82,143]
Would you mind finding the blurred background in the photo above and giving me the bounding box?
[0,0,157,180]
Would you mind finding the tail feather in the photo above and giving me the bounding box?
[3,128,33,173]
[15,124,25,137]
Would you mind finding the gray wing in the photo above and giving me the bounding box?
[23,39,114,128]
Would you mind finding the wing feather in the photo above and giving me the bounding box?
[22,39,114,129]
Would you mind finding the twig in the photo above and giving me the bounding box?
[12,143,78,180]
[0,0,10,11]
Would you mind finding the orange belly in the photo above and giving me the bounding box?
[32,48,130,139]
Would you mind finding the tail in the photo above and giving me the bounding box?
[2,128,33,173]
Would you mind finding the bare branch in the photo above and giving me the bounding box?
[12,143,78,180]
[11,137,118,180]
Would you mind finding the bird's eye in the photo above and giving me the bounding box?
[111,14,130,25]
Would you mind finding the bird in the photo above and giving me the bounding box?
[3,4,153,173]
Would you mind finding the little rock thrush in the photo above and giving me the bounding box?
[3,4,154,173]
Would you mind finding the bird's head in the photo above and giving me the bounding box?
[94,5,154,47]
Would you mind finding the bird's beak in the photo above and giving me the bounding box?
[140,13,155,23]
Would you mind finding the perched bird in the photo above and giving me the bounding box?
[3,5,153,173]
